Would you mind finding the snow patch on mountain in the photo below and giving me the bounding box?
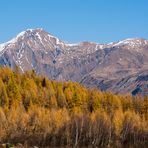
[113,38,146,47]
[7,31,26,44]
[0,43,6,52]
[66,43,79,47]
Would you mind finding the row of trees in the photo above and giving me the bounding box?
[0,66,147,147]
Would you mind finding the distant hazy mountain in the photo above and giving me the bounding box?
[0,28,148,96]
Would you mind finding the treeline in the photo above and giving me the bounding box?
[0,66,147,147]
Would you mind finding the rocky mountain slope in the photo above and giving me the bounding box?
[0,28,148,96]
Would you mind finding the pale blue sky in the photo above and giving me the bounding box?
[0,0,148,43]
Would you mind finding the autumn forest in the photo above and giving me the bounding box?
[0,66,147,147]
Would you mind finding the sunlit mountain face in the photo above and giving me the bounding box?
[0,28,148,96]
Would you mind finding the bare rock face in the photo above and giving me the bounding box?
[0,29,148,96]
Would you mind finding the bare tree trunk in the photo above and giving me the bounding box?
[74,120,79,147]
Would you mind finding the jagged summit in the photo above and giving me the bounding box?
[0,28,63,50]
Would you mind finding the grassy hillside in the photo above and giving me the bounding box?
[0,66,147,147]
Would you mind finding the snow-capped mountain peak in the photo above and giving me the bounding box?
[0,28,66,53]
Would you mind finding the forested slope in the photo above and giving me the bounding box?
[0,66,147,147]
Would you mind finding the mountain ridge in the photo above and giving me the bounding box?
[1,28,147,50]
[0,28,147,96]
